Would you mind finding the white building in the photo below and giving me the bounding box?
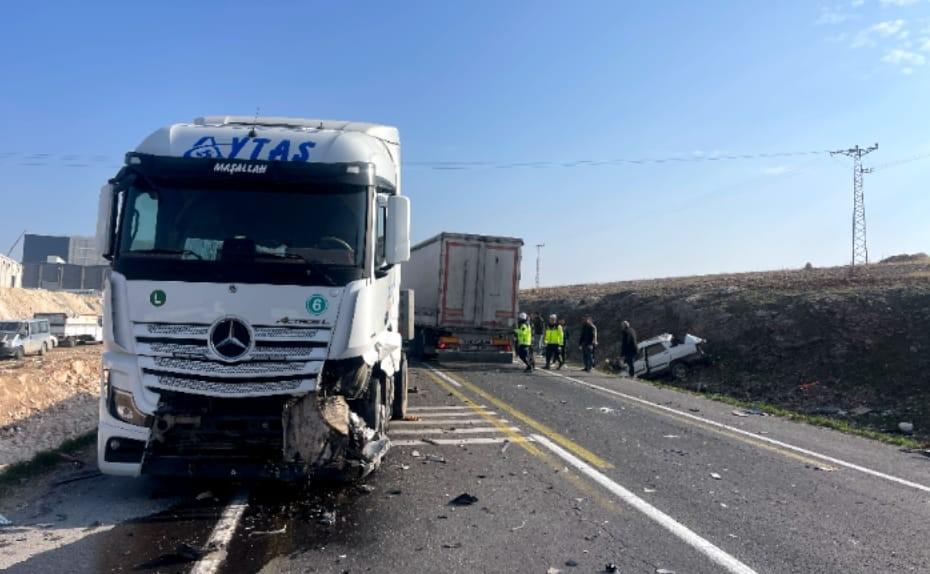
[0,254,23,288]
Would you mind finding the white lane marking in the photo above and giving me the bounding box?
[190,489,249,574]
[409,405,478,411]
[391,426,520,435]
[393,437,535,446]
[414,411,497,418]
[541,370,930,494]
[390,418,510,426]
[532,433,758,574]
[423,363,462,387]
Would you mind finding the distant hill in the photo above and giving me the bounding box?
[880,253,929,264]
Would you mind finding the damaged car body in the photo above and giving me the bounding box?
[95,116,412,481]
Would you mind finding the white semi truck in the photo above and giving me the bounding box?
[95,116,411,480]
[402,233,522,362]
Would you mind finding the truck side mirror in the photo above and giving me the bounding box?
[385,195,411,265]
[96,184,115,260]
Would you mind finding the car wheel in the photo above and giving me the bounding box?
[13,347,24,361]
[670,362,690,381]
[392,353,409,420]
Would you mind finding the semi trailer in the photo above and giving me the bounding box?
[402,233,522,362]
[95,115,411,480]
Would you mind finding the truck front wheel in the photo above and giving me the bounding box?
[392,353,409,420]
[350,374,386,437]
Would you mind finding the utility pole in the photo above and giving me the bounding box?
[534,243,545,289]
[830,143,878,267]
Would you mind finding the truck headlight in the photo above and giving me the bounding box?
[107,375,149,427]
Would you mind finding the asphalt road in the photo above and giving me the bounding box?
[1,360,928,573]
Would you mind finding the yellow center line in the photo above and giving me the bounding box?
[421,369,622,513]
[428,366,614,470]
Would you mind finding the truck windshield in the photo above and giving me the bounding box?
[0,322,24,332]
[114,183,368,286]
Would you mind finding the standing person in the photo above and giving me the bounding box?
[514,312,535,372]
[578,316,598,372]
[531,312,545,355]
[558,318,569,368]
[620,320,638,377]
[543,314,564,369]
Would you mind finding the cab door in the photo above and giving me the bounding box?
[24,322,38,354]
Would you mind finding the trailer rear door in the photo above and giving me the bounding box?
[440,241,480,326]
[480,244,519,329]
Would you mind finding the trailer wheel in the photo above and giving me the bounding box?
[392,352,409,420]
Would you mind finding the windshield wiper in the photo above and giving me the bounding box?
[255,252,338,286]
[127,248,204,260]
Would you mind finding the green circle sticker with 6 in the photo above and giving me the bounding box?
[306,294,327,316]
[150,290,166,307]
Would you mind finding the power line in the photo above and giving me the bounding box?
[830,143,878,268]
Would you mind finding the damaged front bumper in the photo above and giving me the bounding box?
[99,390,389,481]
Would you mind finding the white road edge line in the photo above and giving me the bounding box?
[423,363,462,387]
[413,411,498,417]
[393,437,535,446]
[391,419,510,426]
[531,433,758,574]
[190,489,249,574]
[408,405,486,411]
[541,370,930,494]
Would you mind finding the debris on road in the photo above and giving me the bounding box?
[411,449,422,458]
[249,525,287,537]
[547,567,562,574]
[731,409,750,417]
[448,493,479,506]
[318,511,337,526]
[511,520,526,531]
[656,569,677,574]
[441,542,463,549]
[424,453,447,464]
[688,408,700,413]
[501,440,511,454]
[356,484,376,494]
[402,414,421,421]
[598,407,615,414]
[662,434,680,439]
[565,559,579,567]
[643,488,657,493]
[605,563,619,572]
[407,386,420,394]
[710,472,722,480]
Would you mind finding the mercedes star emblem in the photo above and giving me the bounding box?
[208,317,254,362]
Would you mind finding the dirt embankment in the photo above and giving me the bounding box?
[0,288,103,320]
[523,262,930,439]
[0,288,105,468]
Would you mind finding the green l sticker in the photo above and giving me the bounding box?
[150,289,167,307]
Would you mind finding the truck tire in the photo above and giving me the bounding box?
[350,374,385,437]
[670,361,690,381]
[392,353,409,420]
[12,347,24,361]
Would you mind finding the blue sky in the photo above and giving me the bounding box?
[1,1,928,287]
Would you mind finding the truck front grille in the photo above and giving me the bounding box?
[133,321,330,397]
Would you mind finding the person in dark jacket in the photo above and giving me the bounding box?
[531,313,545,355]
[578,316,598,372]
[620,320,638,376]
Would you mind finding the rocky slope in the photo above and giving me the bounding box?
[523,262,930,439]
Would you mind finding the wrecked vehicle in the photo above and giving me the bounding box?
[632,333,708,380]
[94,116,412,480]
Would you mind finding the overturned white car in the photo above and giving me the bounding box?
[633,333,708,380]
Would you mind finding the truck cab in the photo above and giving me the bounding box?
[95,116,411,480]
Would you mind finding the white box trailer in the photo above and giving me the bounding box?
[33,312,103,346]
[403,233,522,361]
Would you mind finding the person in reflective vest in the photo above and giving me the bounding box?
[514,312,535,372]
[543,314,565,369]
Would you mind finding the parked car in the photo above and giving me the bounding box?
[0,319,54,360]
[632,333,709,380]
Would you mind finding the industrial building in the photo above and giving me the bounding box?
[20,234,108,290]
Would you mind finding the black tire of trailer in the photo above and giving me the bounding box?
[391,352,409,420]
[61,337,75,348]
